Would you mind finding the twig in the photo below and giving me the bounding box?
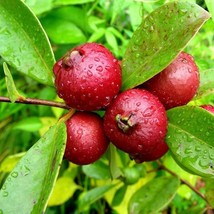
[0,96,70,110]
[157,160,210,205]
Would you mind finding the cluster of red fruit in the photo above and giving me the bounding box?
[53,42,201,165]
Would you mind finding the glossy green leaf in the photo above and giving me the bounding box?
[128,176,180,214]
[112,184,127,207]
[78,184,117,211]
[23,0,53,15]
[166,106,214,178]
[122,1,210,90]
[0,0,55,86]
[0,121,67,213]
[205,0,214,21]
[193,68,214,102]
[41,17,86,44]
[48,176,80,206]
[82,160,111,180]
[108,144,123,179]
[3,62,25,103]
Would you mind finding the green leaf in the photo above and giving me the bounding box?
[0,121,67,213]
[205,0,214,21]
[46,6,90,33]
[112,184,127,207]
[108,144,123,179]
[128,176,180,214]
[23,0,53,15]
[13,117,43,132]
[0,152,25,173]
[166,106,214,178]
[53,0,95,6]
[41,16,86,44]
[122,1,210,90]
[0,0,55,86]
[78,184,117,211]
[48,176,80,206]
[3,62,25,103]
[82,160,111,180]
[193,68,214,103]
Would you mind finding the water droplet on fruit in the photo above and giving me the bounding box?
[105,65,111,70]
[96,66,103,72]
[136,102,141,107]
[94,57,100,62]
[11,171,18,178]
[88,64,93,69]
[137,145,143,151]
[143,106,155,117]
[105,96,111,102]
[87,70,93,77]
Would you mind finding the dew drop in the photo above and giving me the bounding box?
[94,57,100,62]
[136,102,141,107]
[184,148,192,154]
[96,66,103,72]
[88,64,93,69]
[198,159,208,168]
[105,65,111,71]
[11,171,18,178]
[87,70,93,77]
[137,145,143,151]
[24,165,31,176]
[143,106,155,117]
[3,191,8,197]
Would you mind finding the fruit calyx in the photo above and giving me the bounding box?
[62,50,81,68]
[116,113,136,133]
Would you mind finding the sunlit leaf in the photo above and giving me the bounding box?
[128,176,180,214]
[0,121,67,213]
[78,184,117,211]
[122,1,210,90]
[166,106,214,178]
[0,0,55,86]
[48,176,80,206]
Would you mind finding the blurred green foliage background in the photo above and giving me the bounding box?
[0,0,213,213]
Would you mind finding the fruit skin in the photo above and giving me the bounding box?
[53,42,122,111]
[65,111,109,165]
[201,105,214,114]
[130,139,168,163]
[143,52,200,110]
[103,88,168,161]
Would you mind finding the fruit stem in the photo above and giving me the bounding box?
[116,113,135,133]
[157,160,211,206]
[0,96,70,109]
